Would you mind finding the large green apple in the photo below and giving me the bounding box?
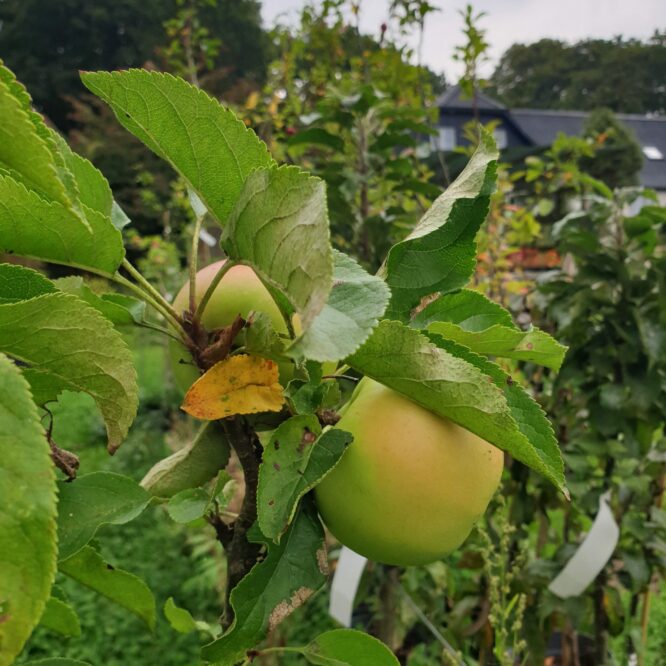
[315,378,504,566]
[169,260,288,391]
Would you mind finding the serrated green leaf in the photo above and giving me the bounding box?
[140,422,230,498]
[412,289,514,331]
[54,276,146,326]
[288,250,390,362]
[223,165,332,330]
[0,175,124,274]
[258,416,353,541]
[301,629,400,665]
[0,66,71,207]
[0,292,138,451]
[347,321,566,492]
[166,487,210,524]
[38,597,81,637]
[81,69,273,224]
[0,353,58,666]
[201,500,328,665]
[164,597,198,634]
[0,263,56,303]
[243,312,287,362]
[57,472,152,561]
[58,546,155,630]
[48,130,113,219]
[427,322,567,371]
[380,131,498,319]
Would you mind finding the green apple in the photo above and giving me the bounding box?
[315,378,504,566]
[169,260,288,392]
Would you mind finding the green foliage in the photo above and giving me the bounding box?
[0,57,570,665]
[58,546,156,631]
[81,69,273,226]
[490,33,666,114]
[56,472,152,560]
[38,598,81,638]
[257,416,353,541]
[581,108,644,189]
[201,501,329,665]
[0,354,58,666]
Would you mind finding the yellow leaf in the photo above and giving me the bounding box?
[181,355,285,420]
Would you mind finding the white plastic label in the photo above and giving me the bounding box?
[329,547,368,627]
[548,493,619,598]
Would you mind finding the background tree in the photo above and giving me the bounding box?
[580,108,644,189]
[0,0,269,128]
[489,33,666,114]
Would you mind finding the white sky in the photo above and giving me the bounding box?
[261,0,666,81]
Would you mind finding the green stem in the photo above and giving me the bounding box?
[113,273,184,333]
[189,214,205,314]
[121,258,183,325]
[195,259,236,320]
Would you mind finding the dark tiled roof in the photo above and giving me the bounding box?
[435,85,506,111]
[511,108,666,190]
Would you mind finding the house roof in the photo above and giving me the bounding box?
[435,85,506,112]
[511,108,666,191]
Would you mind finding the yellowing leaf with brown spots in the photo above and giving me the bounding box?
[181,354,284,420]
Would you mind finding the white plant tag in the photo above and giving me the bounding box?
[329,547,368,627]
[548,493,619,598]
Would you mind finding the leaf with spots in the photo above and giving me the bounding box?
[0,353,58,666]
[80,69,273,225]
[0,292,138,452]
[258,415,353,541]
[181,354,285,420]
[201,500,328,665]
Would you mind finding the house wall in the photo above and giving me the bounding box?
[437,109,529,150]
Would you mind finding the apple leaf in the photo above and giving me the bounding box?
[257,416,353,541]
[379,131,498,320]
[141,422,230,498]
[201,500,328,665]
[287,250,390,362]
[426,321,567,371]
[56,472,152,561]
[54,276,146,326]
[0,262,57,303]
[411,289,514,331]
[47,130,113,219]
[299,629,400,665]
[58,546,156,630]
[223,165,332,330]
[164,598,198,634]
[0,64,72,208]
[0,292,138,451]
[38,597,81,637]
[81,69,273,225]
[181,354,285,420]
[347,320,566,493]
[0,353,58,665]
[0,175,124,275]
[166,488,210,524]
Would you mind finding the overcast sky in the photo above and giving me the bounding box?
[261,0,666,80]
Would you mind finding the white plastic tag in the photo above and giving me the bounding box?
[329,547,368,627]
[548,493,619,598]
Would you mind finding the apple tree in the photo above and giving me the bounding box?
[0,63,567,665]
